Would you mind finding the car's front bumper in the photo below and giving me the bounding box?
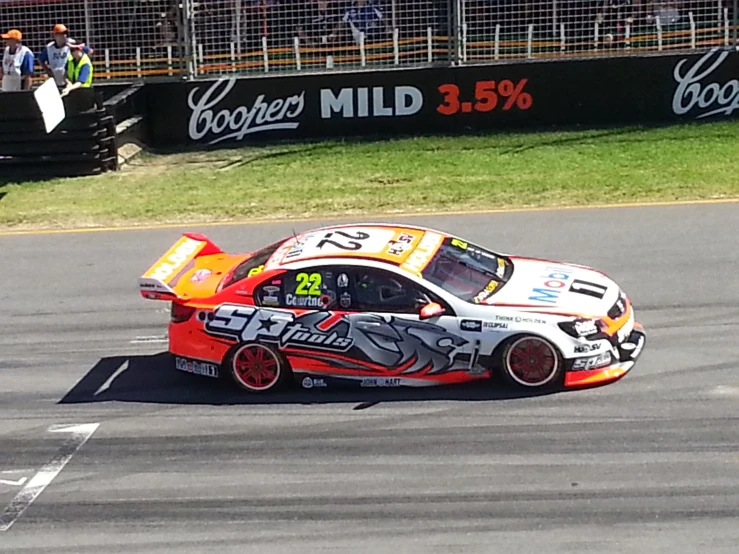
[564,323,646,388]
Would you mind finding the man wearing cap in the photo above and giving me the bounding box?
[61,42,93,97]
[1,29,34,92]
[39,24,86,88]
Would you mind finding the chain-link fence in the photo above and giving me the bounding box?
[460,1,737,62]
[183,1,451,77]
[0,0,186,80]
[1,0,737,81]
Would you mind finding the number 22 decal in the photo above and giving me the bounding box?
[295,272,322,296]
[316,230,370,251]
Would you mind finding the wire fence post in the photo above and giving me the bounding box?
[724,7,730,46]
[181,0,196,80]
[452,0,462,65]
[234,0,242,55]
[445,0,454,64]
[83,0,92,45]
[734,0,738,49]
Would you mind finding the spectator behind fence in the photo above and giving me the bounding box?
[334,0,390,46]
[596,1,636,45]
[39,24,92,89]
[61,42,93,97]
[1,29,34,92]
[294,0,336,45]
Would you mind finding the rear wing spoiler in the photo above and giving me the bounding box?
[138,233,222,300]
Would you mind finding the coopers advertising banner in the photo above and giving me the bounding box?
[144,48,739,148]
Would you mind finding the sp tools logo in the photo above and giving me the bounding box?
[204,305,354,352]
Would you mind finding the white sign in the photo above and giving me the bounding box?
[188,77,305,145]
[672,48,739,119]
[33,78,65,133]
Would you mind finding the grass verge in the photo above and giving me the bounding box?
[1,121,738,230]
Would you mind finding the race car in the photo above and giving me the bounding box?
[138,224,645,393]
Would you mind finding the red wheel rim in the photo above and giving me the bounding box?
[232,344,280,391]
[506,337,558,387]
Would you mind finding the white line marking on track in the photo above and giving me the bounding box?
[0,423,100,532]
[711,386,739,397]
[0,478,27,487]
[96,360,128,395]
[130,335,168,344]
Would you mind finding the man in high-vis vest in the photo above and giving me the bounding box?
[1,29,34,92]
[61,42,93,97]
[39,24,91,88]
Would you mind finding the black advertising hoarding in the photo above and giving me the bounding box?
[145,48,739,148]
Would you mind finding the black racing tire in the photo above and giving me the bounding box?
[223,342,292,394]
[496,334,565,390]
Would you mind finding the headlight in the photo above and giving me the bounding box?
[607,291,628,319]
[558,318,603,338]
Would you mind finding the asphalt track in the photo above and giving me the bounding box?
[1,203,738,553]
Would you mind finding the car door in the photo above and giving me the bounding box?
[250,265,359,377]
[339,267,477,380]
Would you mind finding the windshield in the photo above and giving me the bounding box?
[421,237,511,303]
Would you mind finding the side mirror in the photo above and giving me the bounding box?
[419,302,445,320]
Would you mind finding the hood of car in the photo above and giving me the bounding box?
[486,257,620,316]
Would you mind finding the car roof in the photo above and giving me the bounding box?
[264,223,448,274]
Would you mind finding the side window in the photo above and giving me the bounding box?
[255,267,340,310]
[254,266,453,315]
[347,268,442,314]
[254,274,285,308]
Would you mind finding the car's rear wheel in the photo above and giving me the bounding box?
[499,335,564,390]
[225,342,291,393]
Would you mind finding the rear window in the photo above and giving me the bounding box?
[220,240,283,289]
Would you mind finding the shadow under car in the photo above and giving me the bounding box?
[59,352,565,408]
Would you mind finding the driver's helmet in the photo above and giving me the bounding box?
[357,273,406,305]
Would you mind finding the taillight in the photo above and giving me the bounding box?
[171,303,195,323]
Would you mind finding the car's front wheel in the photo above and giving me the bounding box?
[224,342,291,393]
[498,335,564,390]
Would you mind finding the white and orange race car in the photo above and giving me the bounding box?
[138,223,646,393]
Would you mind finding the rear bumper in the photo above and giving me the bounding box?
[564,323,646,388]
